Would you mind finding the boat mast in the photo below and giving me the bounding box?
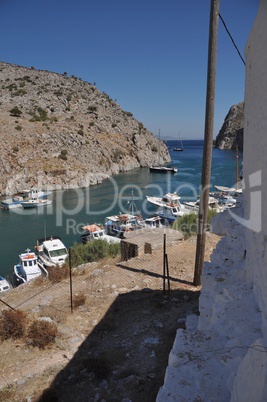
[236,144,239,190]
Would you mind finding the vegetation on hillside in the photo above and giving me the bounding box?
[173,210,217,239]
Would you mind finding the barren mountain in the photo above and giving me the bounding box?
[0,62,170,196]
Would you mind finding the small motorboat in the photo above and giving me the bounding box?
[0,276,11,292]
[80,224,121,244]
[21,198,52,209]
[36,236,68,268]
[149,166,178,173]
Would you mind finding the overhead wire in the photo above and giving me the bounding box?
[219,13,246,66]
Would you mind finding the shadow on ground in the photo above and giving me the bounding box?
[37,287,200,402]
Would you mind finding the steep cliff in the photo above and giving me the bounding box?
[0,62,170,195]
[215,102,244,150]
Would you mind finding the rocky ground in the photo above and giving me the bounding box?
[0,233,220,402]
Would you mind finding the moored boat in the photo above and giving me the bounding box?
[13,249,43,286]
[21,198,52,209]
[147,192,192,218]
[1,189,51,209]
[105,213,144,238]
[183,196,224,212]
[80,224,121,244]
[149,166,178,173]
[36,236,68,268]
[0,276,11,292]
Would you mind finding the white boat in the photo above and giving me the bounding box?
[80,224,121,244]
[147,192,192,218]
[1,189,51,209]
[183,196,224,212]
[210,190,237,208]
[144,216,165,228]
[36,236,68,268]
[105,213,144,238]
[149,166,178,173]
[173,132,184,151]
[13,249,43,286]
[146,192,181,208]
[21,198,52,209]
[0,276,11,292]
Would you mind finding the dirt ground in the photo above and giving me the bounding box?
[0,233,220,402]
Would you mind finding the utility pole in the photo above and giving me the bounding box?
[194,0,220,286]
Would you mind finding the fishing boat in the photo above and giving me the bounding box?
[0,276,11,292]
[105,191,145,237]
[1,189,51,209]
[21,198,52,209]
[105,213,144,238]
[149,129,178,173]
[144,216,165,229]
[80,224,121,244]
[13,249,43,286]
[36,236,68,268]
[155,205,182,223]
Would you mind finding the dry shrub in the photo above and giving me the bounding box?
[47,263,69,283]
[73,293,86,309]
[0,384,17,401]
[27,319,58,349]
[39,306,68,324]
[0,309,28,340]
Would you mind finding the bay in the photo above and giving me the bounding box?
[0,140,241,279]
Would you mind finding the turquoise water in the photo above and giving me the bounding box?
[0,140,241,279]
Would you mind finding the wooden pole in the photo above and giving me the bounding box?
[236,144,239,190]
[69,248,73,313]
[194,0,220,286]
[163,234,166,293]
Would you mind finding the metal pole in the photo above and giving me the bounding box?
[194,0,220,286]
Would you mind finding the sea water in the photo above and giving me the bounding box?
[0,140,241,278]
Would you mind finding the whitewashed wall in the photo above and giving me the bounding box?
[231,0,267,400]
[157,1,267,401]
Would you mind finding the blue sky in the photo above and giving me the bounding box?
[0,0,259,139]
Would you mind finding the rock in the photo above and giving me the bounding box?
[215,102,244,150]
[0,61,171,196]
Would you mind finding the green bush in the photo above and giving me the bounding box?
[173,209,217,239]
[70,240,120,267]
[9,106,22,117]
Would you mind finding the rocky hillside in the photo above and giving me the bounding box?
[215,102,244,150]
[0,62,170,196]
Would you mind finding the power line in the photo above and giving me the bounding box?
[219,13,246,66]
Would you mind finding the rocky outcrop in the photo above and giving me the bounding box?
[0,62,170,195]
[215,102,244,150]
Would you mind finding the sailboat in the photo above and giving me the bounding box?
[173,132,183,151]
[213,144,243,196]
[149,130,178,173]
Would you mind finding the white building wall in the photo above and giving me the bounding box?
[157,1,267,401]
